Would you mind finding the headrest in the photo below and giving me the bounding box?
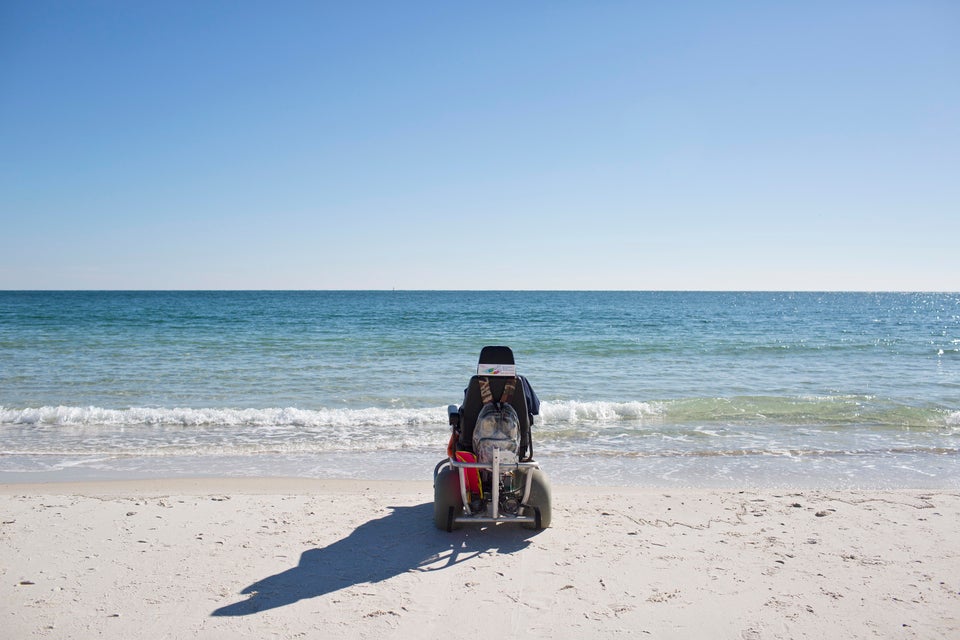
[477,345,516,376]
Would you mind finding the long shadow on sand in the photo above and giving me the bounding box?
[211,503,540,616]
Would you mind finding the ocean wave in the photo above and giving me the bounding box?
[538,400,662,423]
[1,397,956,431]
[0,405,447,429]
[2,399,957,464]
[658,395,957,429]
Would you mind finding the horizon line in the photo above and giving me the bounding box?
[2,288,958,294]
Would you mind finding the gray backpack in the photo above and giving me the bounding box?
[472,377,520,464]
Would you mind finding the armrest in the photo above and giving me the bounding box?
[448,404,460,428]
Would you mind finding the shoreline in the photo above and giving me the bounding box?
[2,478,958,638]
[3,448,958,491]
[0,474,957,494]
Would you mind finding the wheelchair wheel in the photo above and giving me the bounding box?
[433,466,464,531]
[521,468,552,529]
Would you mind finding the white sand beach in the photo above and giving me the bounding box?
[1,479,958,639]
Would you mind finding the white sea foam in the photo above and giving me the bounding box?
[2,399,955,431]
[537,400,662,424]
[0,405,447,429]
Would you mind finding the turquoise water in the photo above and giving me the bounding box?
[1,291,958,487]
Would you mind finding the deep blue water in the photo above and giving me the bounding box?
[1,291,958,487]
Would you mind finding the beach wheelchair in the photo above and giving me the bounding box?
[433,346,552,531]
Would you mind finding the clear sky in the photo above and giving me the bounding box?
[2,1,957,290]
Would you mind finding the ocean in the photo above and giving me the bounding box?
[1,291,958,488]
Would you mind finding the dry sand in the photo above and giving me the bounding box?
[1,478,958,639]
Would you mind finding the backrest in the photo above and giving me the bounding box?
[458,346,531,456]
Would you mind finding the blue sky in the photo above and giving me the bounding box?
[2,1,957,290]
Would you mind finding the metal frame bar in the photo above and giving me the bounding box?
[434,453,541,526]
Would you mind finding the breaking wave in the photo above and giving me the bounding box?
[2,396,956,432]
[1,405,444,429]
